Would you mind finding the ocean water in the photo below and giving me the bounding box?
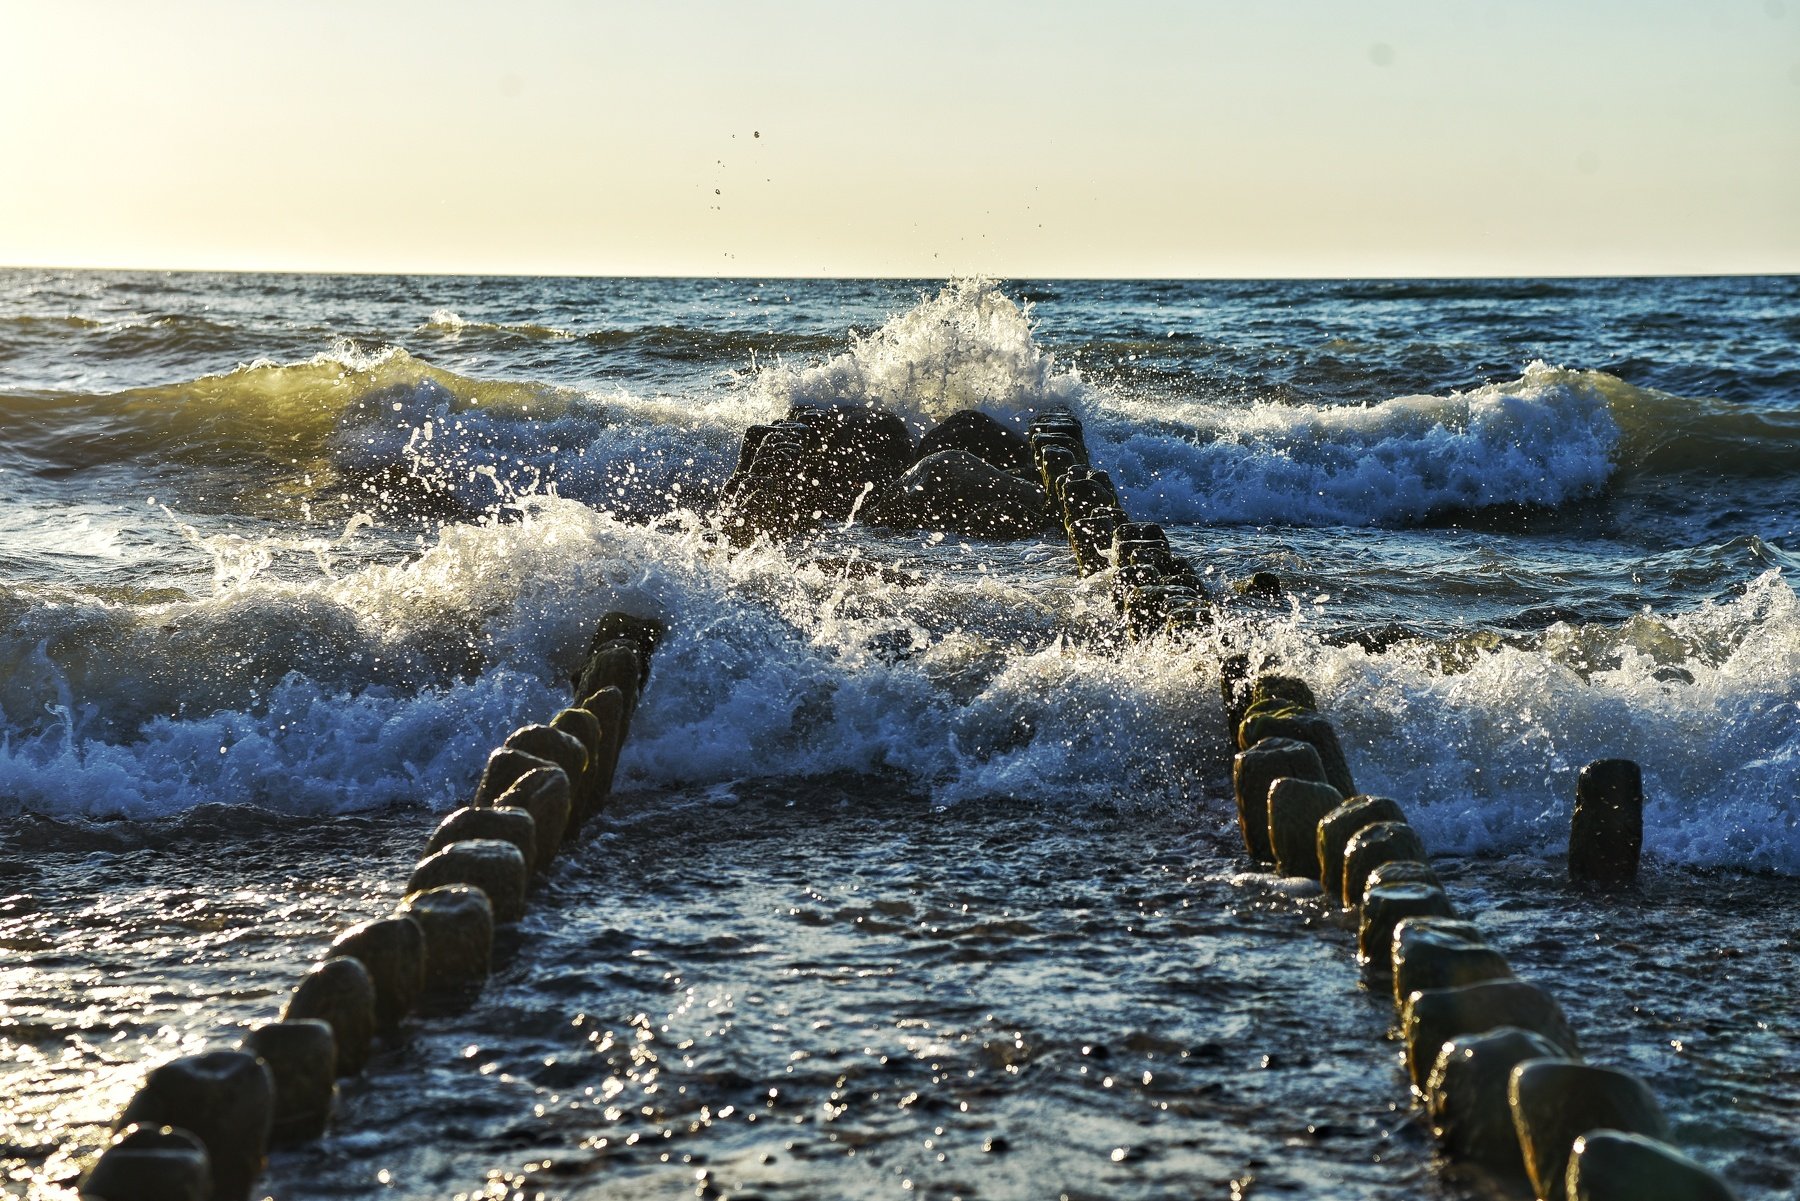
[1,271,1796,1199]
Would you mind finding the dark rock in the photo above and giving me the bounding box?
[783,403,916,515]
[862,450,1050,538]
[239,1020,335,1145]
[1510,1060,1668,1200]
[282,958,377,1078]
[1425,1026,1565,1180]
[116,1051,273,1201]
[1236,571,1284,600]
[731,424,779,475]
[84,1123,212,1201]
[1232,738,1328,864]
[916,409,1031,472]
[1570,758,1643,887]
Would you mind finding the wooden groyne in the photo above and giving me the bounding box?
[1019,407,1735,1200]
[81,401,1738,1201]
[80,614,664,1201]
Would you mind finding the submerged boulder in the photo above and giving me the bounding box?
[719,403,915,537]
[861,450,1050,538]
[916,409,1031,473]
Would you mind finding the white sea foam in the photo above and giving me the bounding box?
[3,282,1794,875]
[1091,362,1623,526]
[4,492,1794,873]
[1223,571,1800,873]
[752,278,1088,430]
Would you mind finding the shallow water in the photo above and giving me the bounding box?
[2,271,1797,1197]
[5,789,1794,1199]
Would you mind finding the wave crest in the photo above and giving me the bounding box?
[1097,362,1624,526]
[754,278,1089,429]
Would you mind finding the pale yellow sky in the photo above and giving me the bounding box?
[2,0,1796,277]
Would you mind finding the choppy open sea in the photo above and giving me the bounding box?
[2,271,1796,1199]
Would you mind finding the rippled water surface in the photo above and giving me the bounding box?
[5,791,1795,1199]
[2,271,1797,1197]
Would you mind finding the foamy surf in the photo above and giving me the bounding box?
[2,486,1794,872]
[1091,362,1624,526]
[1,272,1796,877]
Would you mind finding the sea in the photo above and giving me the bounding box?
[1,271,1795,1199]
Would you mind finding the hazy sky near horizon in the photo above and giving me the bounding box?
[2,0,1797,278]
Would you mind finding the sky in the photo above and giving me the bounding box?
[1,0,1796,278]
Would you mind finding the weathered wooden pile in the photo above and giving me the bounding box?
[1023,407,1211,638]
[1222,673,1737,1200]
[78,613,665,1201]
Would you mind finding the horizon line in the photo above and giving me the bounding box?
[5,261,1799,284]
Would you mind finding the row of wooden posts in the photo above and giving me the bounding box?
[80,409,1735,1200]
[1030,412,1734,1200]
[78,614,664,1201]
[1223,679,1732,1200]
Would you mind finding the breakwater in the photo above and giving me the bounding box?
[77,614,663,1200]
[66,398,1754,1200]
